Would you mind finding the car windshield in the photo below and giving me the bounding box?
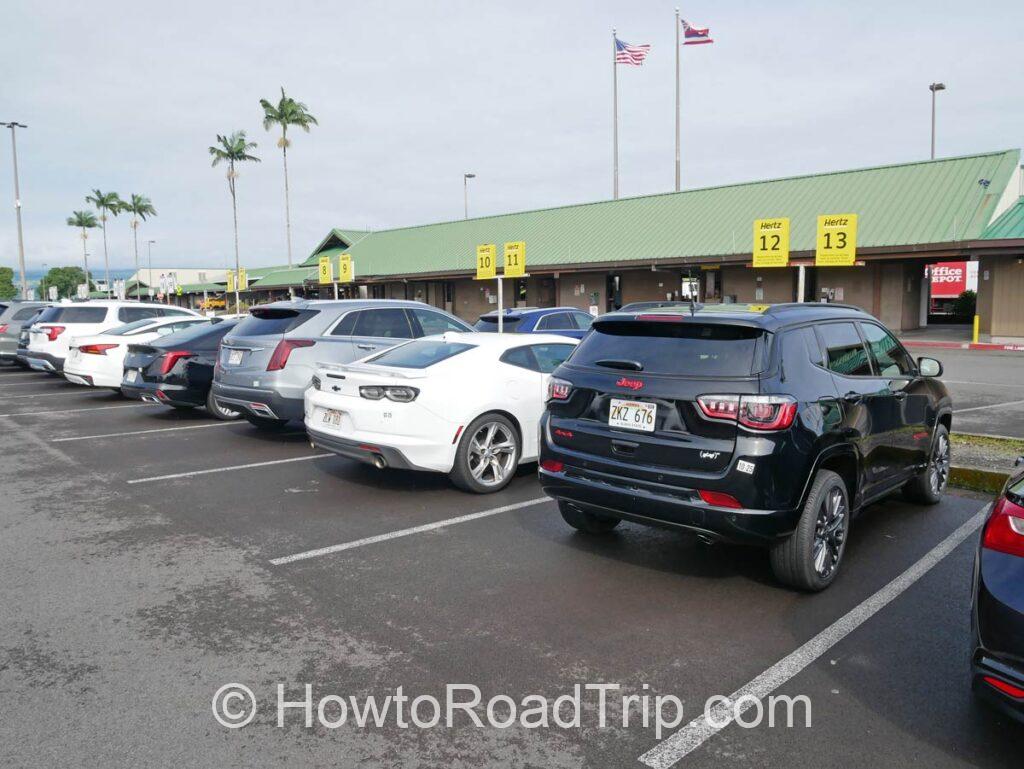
[367,340,476,369]
[106,319,160,336]
[474,316,523,332]
[571,320,768,377]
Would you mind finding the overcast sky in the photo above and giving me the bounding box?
[1,0,1022,274]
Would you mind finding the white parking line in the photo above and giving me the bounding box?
[126,453,329,484]
[945,379,1024,389]
[955,398,1024,414]
[53,421,237,443]
[0,390,108,400]
[637,504,990,769]
[0,403,156,418]
[0,380,72,388]
[270,496,551,566]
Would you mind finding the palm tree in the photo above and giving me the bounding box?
[66,210,99,292]
[85,190,123,298]
[121,194,157,299]
[209,131,260,313]
[260,88,317,268]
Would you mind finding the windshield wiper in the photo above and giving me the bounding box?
[594,359,644,371]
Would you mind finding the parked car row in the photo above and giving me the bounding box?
[5,296,1021,721]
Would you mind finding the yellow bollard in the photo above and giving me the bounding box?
[972,314,980,344]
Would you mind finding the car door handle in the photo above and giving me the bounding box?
[611,439,639,456]
[842,392,863,404]
[356,344,377,351]
[892,390,908,400]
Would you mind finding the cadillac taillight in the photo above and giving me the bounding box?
[982,495,1024,559]
[267,339,315,371]
[160,351,194,375]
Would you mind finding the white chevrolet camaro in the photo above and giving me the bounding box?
[305,332,579,493]
[63,316,213,390]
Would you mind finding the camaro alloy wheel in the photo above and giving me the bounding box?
[929,432,951,496]
[812,486,847,580]
[467,421,518,487]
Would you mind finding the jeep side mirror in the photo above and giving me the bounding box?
[918,357,943,377]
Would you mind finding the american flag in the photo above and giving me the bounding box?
[681,19,713,45]
[615,37,652,65]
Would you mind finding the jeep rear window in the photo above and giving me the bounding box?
[571,321,768,377]
[233,308,319,336]
[368,340,475,369]
[474,316,523,332]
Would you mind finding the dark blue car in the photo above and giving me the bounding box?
[474,307,595,340]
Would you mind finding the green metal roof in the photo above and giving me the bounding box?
[308,149,1020,278]
[248,266,317,289]
[178,282,225,293]
[300,231,372,267]
[981,197,1024,239]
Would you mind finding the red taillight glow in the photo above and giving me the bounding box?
[983,676,1024,700]
[541,459,565,473]
[267,339,315,371]
[697,394,798,431]
[698,489,743,509]
[548,377,572,401]
[160,351,193,375]
[982,496,1024,558]
[79,343,118,355]
[44,325,66,342]
[0,324,7,334]
[637,314,686,322]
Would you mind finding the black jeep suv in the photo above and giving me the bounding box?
[538,303,953,591]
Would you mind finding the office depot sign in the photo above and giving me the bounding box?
[930,261,977,298]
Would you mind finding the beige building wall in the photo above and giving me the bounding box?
[558,273,606,313]
[619,269,678,305]
[986,256,1024,340]
[721,266,794,303]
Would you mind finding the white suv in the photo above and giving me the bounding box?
[24,301,201,373]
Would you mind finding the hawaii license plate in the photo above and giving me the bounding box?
[227,349,243,366]
[124,369,139,384]
[321,409,342,427]
[608,398,656,432]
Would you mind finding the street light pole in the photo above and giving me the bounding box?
[929,82,945,160]
[463,173,475,219]
[1,121,28,299]
[147,240,156,301]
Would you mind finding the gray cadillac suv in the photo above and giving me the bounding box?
[212,299,475,428]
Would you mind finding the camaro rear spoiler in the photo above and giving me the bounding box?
[314,361,428,380]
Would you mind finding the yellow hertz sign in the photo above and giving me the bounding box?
[503,241,526,278]
[226,270,236,293]
[752,218,790,268]
[476,244,497,280]
[338,253,354,284]
[318,255,334,285]
[816,214,858,267]
[237,267,247,290]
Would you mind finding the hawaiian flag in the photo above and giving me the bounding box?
[615,38,652,65]
[681,19,713,45]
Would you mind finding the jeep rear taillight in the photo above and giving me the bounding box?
[267,339,315,371]
[44,325,66,342]
[697,394,798,431]
[547,377,572,401]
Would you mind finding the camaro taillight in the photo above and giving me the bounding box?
[267,339,315,371]
[547,377,572,401]
[982,496,1024,558]
[44,325,66,342]
[160,350,194,375]
[0,324,7,334]
[697,394,798,431]
[359,385,420,403]
[79,343,118,355]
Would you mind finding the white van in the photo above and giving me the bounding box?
[24,301,201,373]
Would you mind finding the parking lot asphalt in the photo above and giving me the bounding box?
[931,349,1024,439]
[1,363,1020,768]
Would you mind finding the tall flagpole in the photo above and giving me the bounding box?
[674,8,681,191]
[612,28,619,200]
